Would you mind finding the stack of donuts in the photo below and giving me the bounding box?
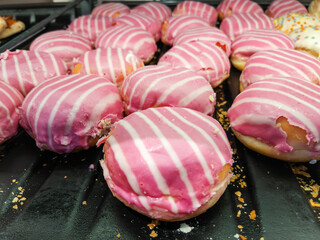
[1,0,320,222]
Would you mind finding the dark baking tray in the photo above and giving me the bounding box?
[0,1,320,239]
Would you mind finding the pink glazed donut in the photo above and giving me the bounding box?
[228,76,320,162]
[158,41,230,88]
[20,74,123,153]
[0,50,67,96]
[172,1,218,26]
[131,2,172,23]
[0,81,24,144]
[217,0,263,20]
[72,48,144,87]
[231,29,295,71]
[121,65,216,115]
[240,49,320,91]
[95,25,157,63]
[99,107,233,221]
[265,0,308,18]
[91,3,130,20]
[30,30,92,65]
[220,12,274,41]
[173,26,231,56]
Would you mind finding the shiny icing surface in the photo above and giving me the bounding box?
[73,48,144,87]
[95,25,157,62]
[265,0,307,18]
[172,1,218,26]
[228,77,320,154]
[0,50,67,96]
[20,74,123,153]
[220,12,274,41]
[101,107,233,220]
[217,0,263,19]
[121,65,216,115]
[173,26,231,56]
[240,49,320,89]
[158,41,230,88]
[309,0,320,18]
[91,2,130,19]
[131,2,172,23]
[0,81,24,144]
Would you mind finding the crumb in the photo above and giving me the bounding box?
[209,95,215,103]
[235,191,241,197]
[42,163,47,167]
[239,234,247,240]
[0,188,3,193]
[310,199,320,207]
[260,238,264,240]
[237,225,243,229]
[12,197,18,203]
[238,197,244,203]
[12,179,16,183]
[249,210,257,220]
[117,233,120,238]
[150,230,158,238]
[237,204,244,209]
[82,201,87,205]
[291,165,311,178]
[89,164,94,170]
[64,176,67,179]
[237,210,241,217]
[19,197,26,202]
[12,204,18,210]
[147,220,160,230]
[212,224,216,228]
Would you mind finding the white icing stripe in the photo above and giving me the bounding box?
[178,85,211,108]
[1,60,8,84]
[13,55,26,96]
[0,100,14,125]
[84,51,91,74]
[162,51,191,67]
[245,62,300,77]
[46,46,86,55]
[107,48,116,82]
[0,88,19,108]
[49,53,63,75]
[33,38,90,50]
[23,51,38,86]
[117,48,127,79]
[34,51,48,78]
[95,48,103,76]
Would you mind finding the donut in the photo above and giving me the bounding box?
[309,0,320,18]
[239,49,320,91]
[91,2,130,19]
[20,74,123,153]
[158,41,230,88]
[172,26,231,56]
[172,1,218,26]
[72,48,144,87]
[131,2,172,23]
[121,65,216,115]
[228,76,320,162]
[220,12,274,41]
[30,30,92,65]
[216,0,263,20]
[0,81,24,144]
[116,13,162,41]
[161,15,210,46]
[289,26,320,60]
[231,29,295,71]
[0,50,67,96]
[265,0,307,18]
[95,25,157,63]
[99,107,233,221]
[273,13,320,34]
[67,15,115,44]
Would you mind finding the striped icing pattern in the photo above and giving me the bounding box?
[68,15,115,43]
[0,81,24,144]
[172,1,218,26]
[20,74,123,153]
[91,3,130,19]
[0,50,67,96]
[102,107,233,219]
[30,30,92,64]
[220,12,274,41]
[121,65,216,115]
[95,25,157,63]
[266,0,307,18]
[73,48,144,87]
[158,41,230,88]
[240,49,320,89]
[309,0,320,18]
[231,29,295,63]
[217,0,263,19]
[161,15,210,45]
[131,2,172,23]
[173,26,231,56]
[116,13,162,41]
[228,76,320,153]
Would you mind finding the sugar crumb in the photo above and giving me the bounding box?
[150,230,158,238]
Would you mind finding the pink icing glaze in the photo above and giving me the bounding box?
[131,2,172,23]
[0,81,24,144]
[20,74,123,153]
[217,0,263,19]
[172,1,218,26]
[240,49,320,89]
[91,3,130,19]
[266,0,308,18]
[161,15,210,45]
[158,41,230,88]
[173,26,231,56]
[116,13,162,41]
[228,76,320,154]
[73,48,144,87]
[67,15,115,43]
[121,65,216,115]
[95,25,157,63]
[220,12,274,41]
[30,30,92,65]
[231,29,295,63]
[0,50,67,96]
[101,107,233,220]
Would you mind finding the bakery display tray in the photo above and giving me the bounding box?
[0,1,320,239]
